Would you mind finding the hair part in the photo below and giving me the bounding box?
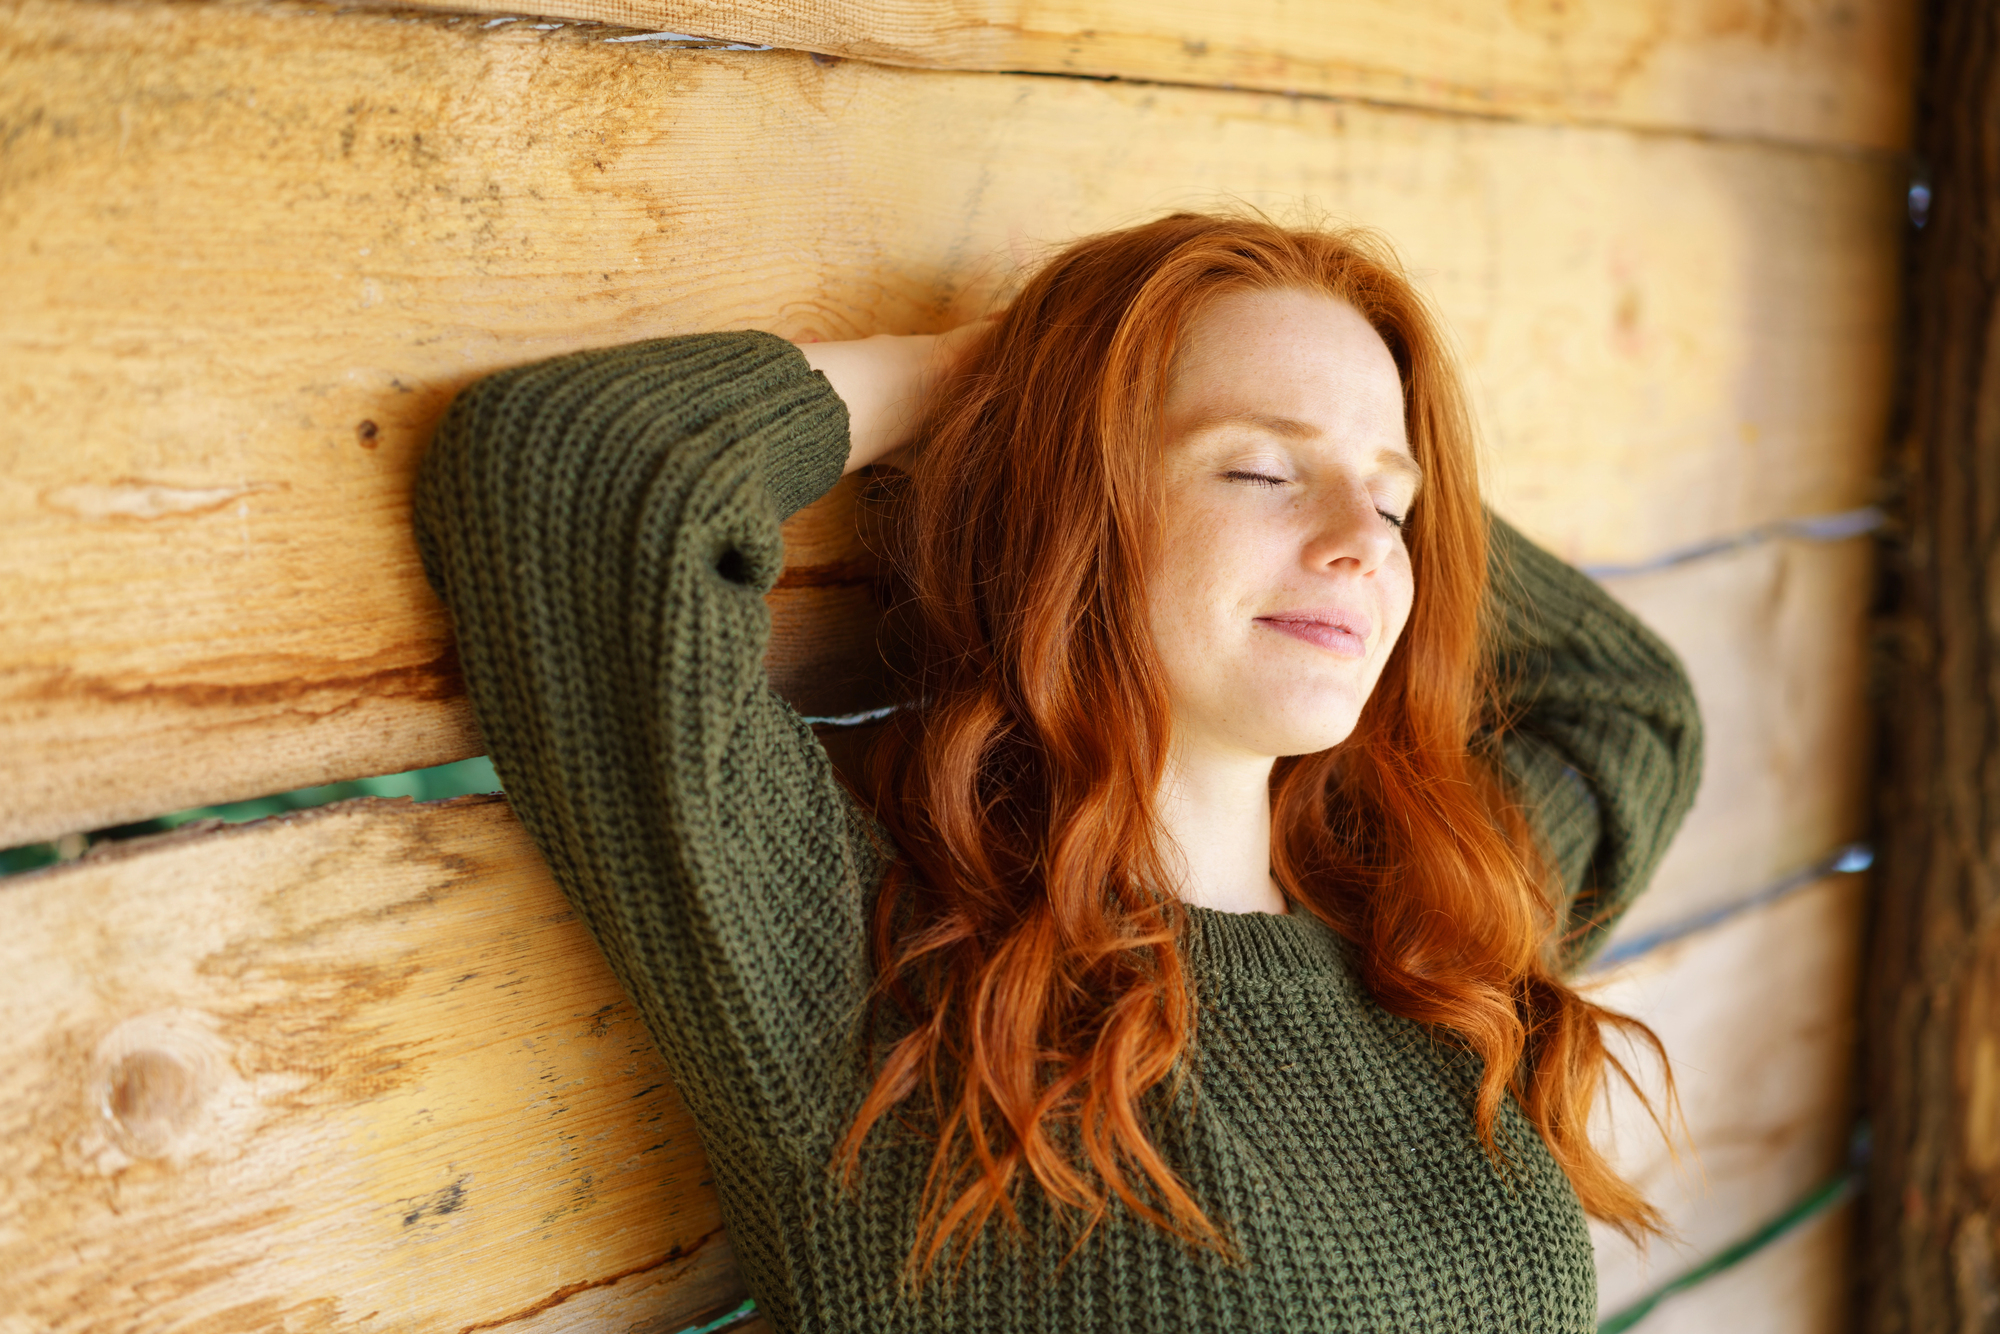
[837,211,1673,1275]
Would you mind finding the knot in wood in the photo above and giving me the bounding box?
[106,1049,202,1156]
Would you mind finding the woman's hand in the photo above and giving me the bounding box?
[799,315,998,475]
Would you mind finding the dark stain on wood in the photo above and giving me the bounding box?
[401,1174,469,1227]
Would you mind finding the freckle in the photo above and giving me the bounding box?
[357,419,380,448]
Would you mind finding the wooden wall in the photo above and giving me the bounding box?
[1862,0,2000,1325]
[0,0,1912,1326]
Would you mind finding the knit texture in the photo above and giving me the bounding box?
[414,331,1703,1334]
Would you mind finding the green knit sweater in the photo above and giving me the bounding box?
[414,332,1701,1334]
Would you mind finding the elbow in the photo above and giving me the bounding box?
[1657,650,1705,824]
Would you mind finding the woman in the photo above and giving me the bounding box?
[414,213,1701,1332]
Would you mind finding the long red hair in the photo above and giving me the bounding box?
[840,212,1669,1270]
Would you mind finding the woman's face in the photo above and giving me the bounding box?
[1147,287,1419,763]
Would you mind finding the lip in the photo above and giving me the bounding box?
[1255,608,1373,659]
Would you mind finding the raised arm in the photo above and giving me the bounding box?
[413,333,880,1158]
[800,315,997,474]
[1482,516,1704,969]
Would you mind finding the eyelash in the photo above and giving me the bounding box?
[1223,470,1409,532]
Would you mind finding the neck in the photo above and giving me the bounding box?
[1155,742,1286,915]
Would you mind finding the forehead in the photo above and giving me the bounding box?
[1166,288,1409,452]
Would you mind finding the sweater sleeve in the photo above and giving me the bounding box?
[412,332,877,1157]
[1482,516,1704,970]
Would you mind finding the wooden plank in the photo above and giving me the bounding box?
[0,0,1901,844]
[376,0,1920,152]
[0,769,1863,1327]
[1859,0,2000,1323]
[1595,537,1873,944]
[0,796,745,1333]
[1624,1200,1855,1333]
[1586,873,1865,1316]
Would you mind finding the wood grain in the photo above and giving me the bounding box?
[1619,1201,1855,1331]
[0,780,1863,1328]
[0,0,1901,844]
[1862,0,2000,1324]
[372,0,1920,152]
[1588,873,1865,1319]
[1598,536,1874,944]
[0,795,744,1334]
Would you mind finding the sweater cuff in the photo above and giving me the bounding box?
[759,348,850,521]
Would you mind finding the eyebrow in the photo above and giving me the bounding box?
[1194,412,1425,491]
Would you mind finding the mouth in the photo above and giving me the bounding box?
[1255,611,1371,659]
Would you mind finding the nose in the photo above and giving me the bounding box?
[1301,482,1398,576]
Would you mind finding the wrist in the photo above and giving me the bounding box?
[802,332,938,474]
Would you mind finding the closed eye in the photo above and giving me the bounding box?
[1225,469,1408,530]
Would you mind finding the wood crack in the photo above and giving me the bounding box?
[453,1227,728,1333]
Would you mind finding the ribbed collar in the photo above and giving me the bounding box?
[1182,904,1350,983]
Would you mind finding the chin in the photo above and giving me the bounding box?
[1272,730,1358,759]
[1247,703,1364,759]
[1225,662,1382,755]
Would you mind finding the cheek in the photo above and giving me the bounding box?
[1148,501,1266,636]
[1355,561,1416,690]
[1146,501,1251,681]
[1384,555,1416,644]
[1145,525,1214,668]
